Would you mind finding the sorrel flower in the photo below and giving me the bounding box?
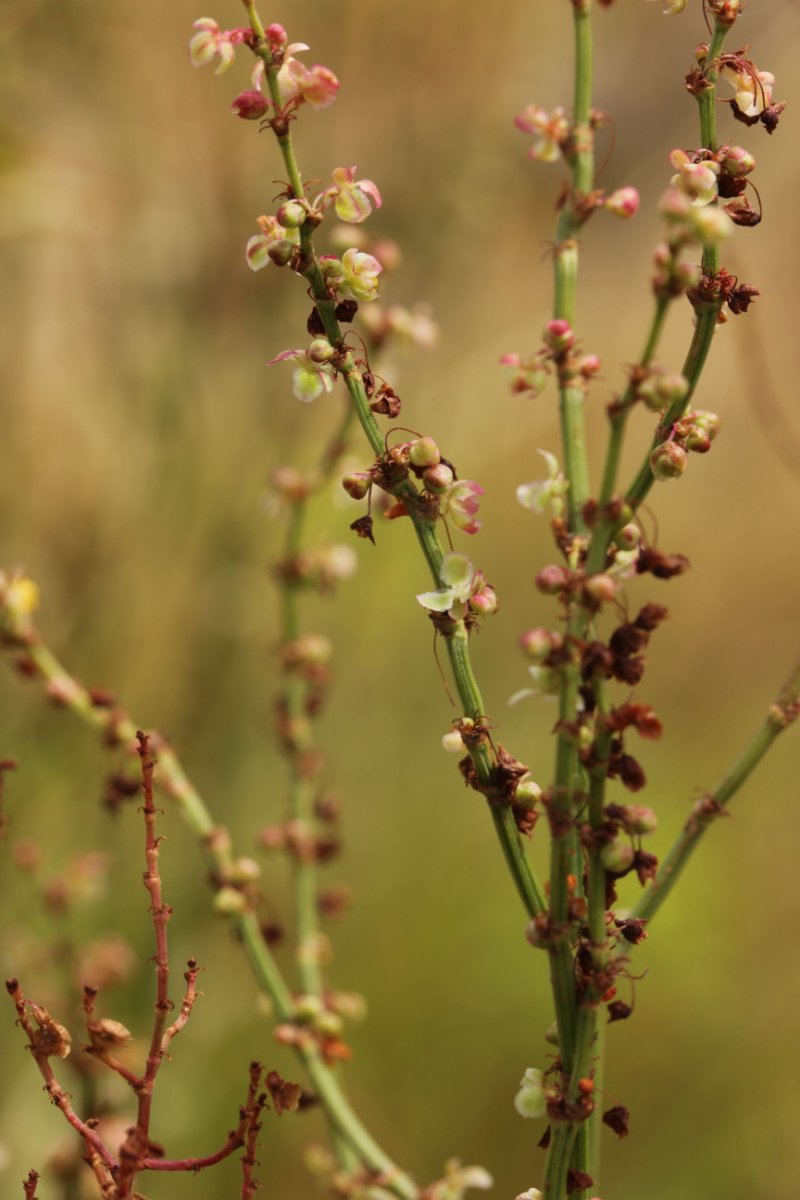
[189,18,248,74]
[514,105,570,163]
[416,554,493,621]
[516,450,568,518]
[317,249,383,302]
[605,186,640,219]
[440,479,484,535]
[251,50,340,111]
[669,149,719,205]
[246,215,299,271]
[499,351,549,400]
[324,167,382,224]
[720,64,774,117]
[267,348,336,402]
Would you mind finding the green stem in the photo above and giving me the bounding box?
[248,19,548,925]
[543,1123,578,1199]
[633,660,800,925]
[623,18,731,516]
[279,408,353,999]
[545,0,595,1170]
[596,295,669,515]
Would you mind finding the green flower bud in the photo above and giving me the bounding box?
[649,441,688,481]
[409,437,441,469]
[600,835,634,874]
[307,338,336,363]
[214,886,248,916]
[276,200,308,229]
[626,805,658,836]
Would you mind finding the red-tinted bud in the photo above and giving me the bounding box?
[536,565,572,595]
[268,240,296,267]
[519,628,561,660]
[543,319,574,354]
[649,441,687,481]
[422,463,454,494]
[277,201,307,229]
[265,23,288,51]
[231,90,270,120]
[341,472,371,500]
[582,574,617,605]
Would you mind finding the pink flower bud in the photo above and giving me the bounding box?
[409,437,441,469]
[519,628,559,660]
[535,565,572,595]
[422,463,454,494]
[582,574,617,604]
[469,585,499,617]
[265,23,288,51]
[578,354,601,378]
[649,441,688,481]
[722,145,756,178]
[543,319,574,354]
[605,186,640,219]
[231,90,270,120]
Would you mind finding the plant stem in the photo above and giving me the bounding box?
[633,659,800,925]
[247,12,548,924]
[547,0,595,1100]
[596,295,669,514]
[8,635,417,1199]
[624,18,730,515]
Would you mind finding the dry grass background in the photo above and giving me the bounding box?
[1,1,799,1196]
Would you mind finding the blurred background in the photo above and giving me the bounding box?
[1,0,799,1196]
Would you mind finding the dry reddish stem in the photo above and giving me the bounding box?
[162,957,200,1055]
[22,1170,39,1199]
[241,1062,268,1199]
[136,730,174,1141]
[134,1062,267,1176]
[5,979,116,1179]
[82,986,142,1090]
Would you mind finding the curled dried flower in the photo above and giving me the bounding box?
[30,1005,72,1059]
[266,1069,302,1115]
[87,1017,134,1051]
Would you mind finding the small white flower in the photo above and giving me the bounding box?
[516,450,568,518]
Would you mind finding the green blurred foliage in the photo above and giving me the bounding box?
[1,1,799,1197]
